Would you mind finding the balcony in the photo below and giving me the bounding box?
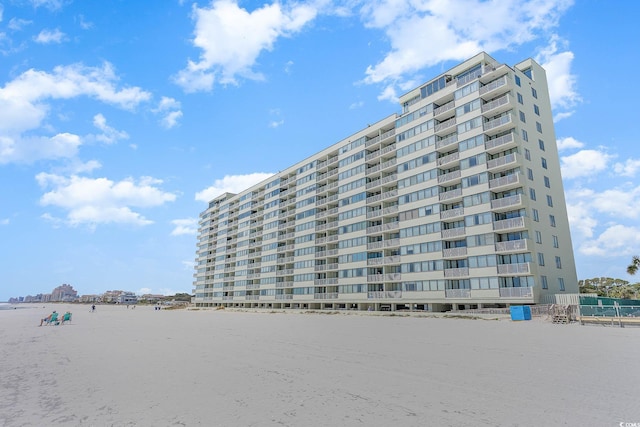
[499,287,533,298]
[493,216,525,231]
[314,278,338,285]
[440,207,464,220]
[435,134,458,151]
[437,169,461,184]
[445,289,471,298]
[479,75,508,99]
[495,239,529,253]
[433,100,456,119]
[481,93,511,115]
[486,153,518,172]
[314,292,339,300]
[497,262,530,275]
[485,132,516,154]
[444,267,469,278]
[368,291,403,299]
[275,294,293,300]
[483,114,513,136]
[437,152,460,168]
[439,188,462,202]
[435,117,457,135]
[443,247,467,258]
[314,263,338,272]
[441,227,466,239]
[489,173,520,190]
[490,194,522,210]
[365,129,396,148]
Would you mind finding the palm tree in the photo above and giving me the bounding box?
[628,256,640,275]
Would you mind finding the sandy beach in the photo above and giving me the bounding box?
[0,304,638,427]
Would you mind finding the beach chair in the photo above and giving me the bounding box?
[60,312,72,325]
[46,312,60,325]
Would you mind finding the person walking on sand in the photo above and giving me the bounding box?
[91,304,96,312]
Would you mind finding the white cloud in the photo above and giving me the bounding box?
[613,158,640,178]
[579,225,640,257]
[29,0,65,10]
[195,172,274,202]
[34,28,66,44]
[153,96,183,129]
[268,119,284,128]
[349,101,364,110]
[360,0,573,88]
[77,14,93,30]
[556,136,584,151]
[171,218,198,236]
[92,113,129,144]
[0,62,151,163]
[553,111,574,122]
[560,149,611,179]
[9,18,32,31]
[535,35,580,111]
[36,173,177,227]
[175,0,318,92]
[0,133,82,164]
[0,218,9,225]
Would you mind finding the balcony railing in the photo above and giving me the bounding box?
[314,292,339,300]
[493,216,525,231]
[367,291,402,299]
[499,287,533,298]
[491,194,522,209]
[495,239,528,252]
[489,174,520,189]
[445,289,471,298]
[497,262,530,275]
[444,267,469,277]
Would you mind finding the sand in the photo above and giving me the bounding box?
[0,304,638,427]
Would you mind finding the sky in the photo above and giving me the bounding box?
[1,0,639,301]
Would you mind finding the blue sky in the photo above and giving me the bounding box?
[1,0,639,300]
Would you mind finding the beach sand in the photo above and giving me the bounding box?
[1,304,638,426]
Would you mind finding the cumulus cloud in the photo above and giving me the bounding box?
[9,18,32,31]
[613,158,640,178]
[195,172,274,202]
[535,35,580,111]
[34,28,66,44]
[175,0,318,92]
[560,149,612,179]
[36,173,177,227]
[0,62,151,163]
[92,113,129,144]
[171,218,198,236]
[360,0,573,90]
[556,136,584,151]
[579,225,640,257]
[152,97,183,129]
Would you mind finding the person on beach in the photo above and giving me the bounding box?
[91,304,96,312]
[39,311,57,326]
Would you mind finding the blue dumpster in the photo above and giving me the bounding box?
[510,305,531,321]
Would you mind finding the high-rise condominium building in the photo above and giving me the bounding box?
[193,52,577,312]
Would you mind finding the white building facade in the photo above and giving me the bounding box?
[193,53,578,311]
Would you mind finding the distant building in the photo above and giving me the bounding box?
[51,284,78,302]
[118,292,138,305]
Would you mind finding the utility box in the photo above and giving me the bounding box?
[510,305,532,321]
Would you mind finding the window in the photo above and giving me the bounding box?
[547,195,553,207]
[552,235,559,248]
[527,168,534,180]
[517,93,524,104]
[534,105,540,116]
[538,253,545,266]
[538,139,545,151]
[535,231,542,244]
[555,256,562,269]
[519,111,526,123]
[541,157,547,169]
[515,75,521,87]
[558,278,565,291]
[525,149,531,161]
[544,176,550,188]
[529,188,536,201]
[536,122,542,133]
[532,208,539,222]
[541,275,548,289]
[522,129,528,141]
[549,214,556,227]
[531,87,538,98]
